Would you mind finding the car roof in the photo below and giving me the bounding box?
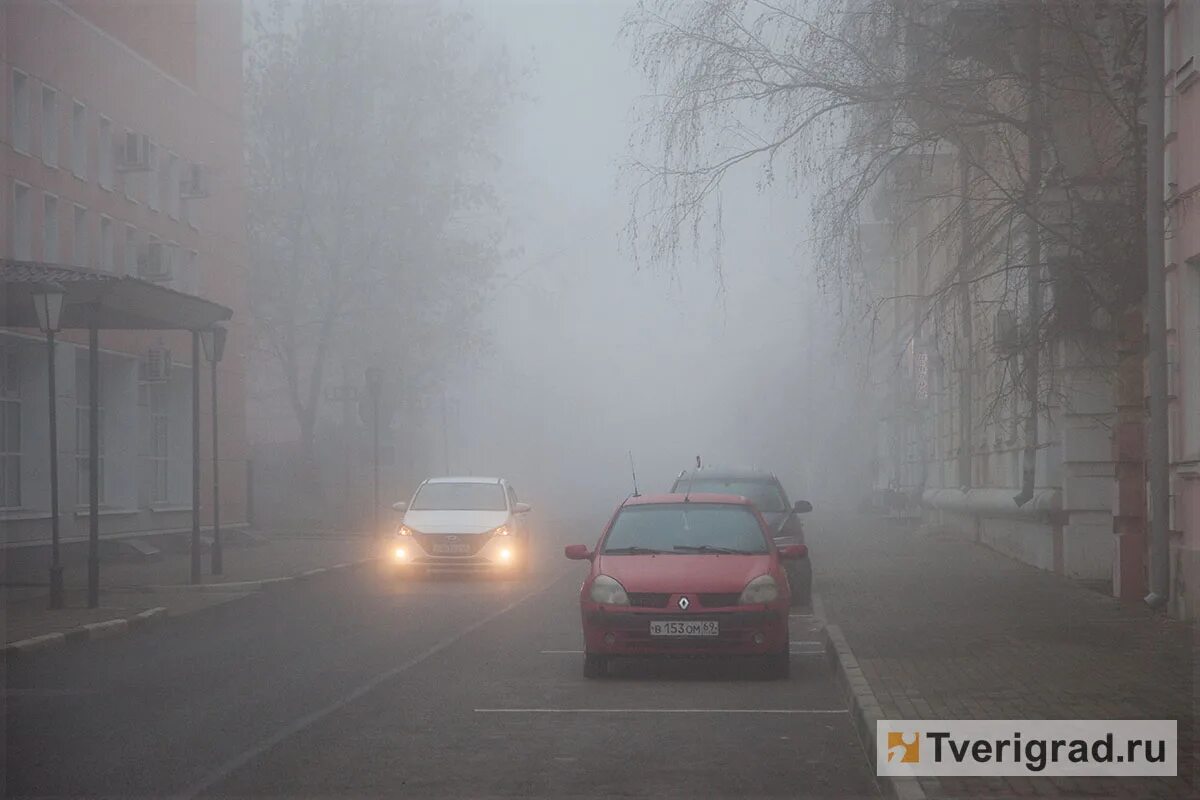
[623,492,754,507]
[424,476,504,485]
[675,465,778,482]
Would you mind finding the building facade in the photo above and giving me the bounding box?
[1165,0,1200,620]
[1,0,247,547]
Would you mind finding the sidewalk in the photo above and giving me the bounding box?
[2,533,378,647]
[812,513,1197,799]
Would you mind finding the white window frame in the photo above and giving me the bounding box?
[40,83,58,168]
[122,128,139,203]
[98,214,114,271]
[147,139,159,211]
[42,193,59,263]
[98,116,114,190]
[165,151,180,220]
[124,224,138,276]
[147,381,170,504]
[10,69,31,155]
[0,345,21,509]
[71,100,87,179]
[73,204,88,268]
[187,249,199,295]
[11,181,33,261]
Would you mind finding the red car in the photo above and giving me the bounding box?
[564,493,808,679]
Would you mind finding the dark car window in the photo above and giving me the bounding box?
[411,482,507,511]
[602,504,768,554]
[671,478,789,513]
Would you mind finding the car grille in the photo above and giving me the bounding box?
[627,592,671,608]
[698,592,742,608]
[411,531,493,557]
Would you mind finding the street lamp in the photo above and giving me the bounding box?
[32,284,65,609]
[201,324,227,575]
[365,367,382,538]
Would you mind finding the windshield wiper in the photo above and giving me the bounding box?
[673,545,757,555]
[604,546,666,555]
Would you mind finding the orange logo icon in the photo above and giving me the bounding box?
[887,731,920,763]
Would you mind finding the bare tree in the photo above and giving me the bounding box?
[246,0,518,501]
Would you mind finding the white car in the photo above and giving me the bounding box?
[389,476,532,576]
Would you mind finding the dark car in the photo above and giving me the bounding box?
[671,466,813,607]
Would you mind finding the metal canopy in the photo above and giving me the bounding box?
[1,260,232,331]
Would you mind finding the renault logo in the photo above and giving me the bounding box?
[446,535,458,542]
[678,596,690,610]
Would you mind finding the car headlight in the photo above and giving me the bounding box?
[397,525,414,536]
[588,575,630,605]
[492,525,511,537]
[739,575,779,605]
[393,546,407,561]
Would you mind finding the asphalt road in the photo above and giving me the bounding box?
[3,517,879,799]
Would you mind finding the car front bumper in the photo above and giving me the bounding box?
[386,537,525,573]
[579,603,788,656]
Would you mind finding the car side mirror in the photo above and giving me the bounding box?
[564,544,591,560]
[793,500,813,514]
[513,502,532,514]
[778,543,808,560]
[391,501,407,512]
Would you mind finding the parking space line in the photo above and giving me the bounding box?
[474,708,849,714]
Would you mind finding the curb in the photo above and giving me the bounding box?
[824,623,932,800]
[3,558,375,660]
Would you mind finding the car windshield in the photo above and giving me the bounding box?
[410,482,507,511]
[602,504,768,554]
[673,478,788,513]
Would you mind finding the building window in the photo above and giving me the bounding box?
[73,205,87,267]
[75,352,105,506]
[186,250,199,295]
[71,101,87,179]
[10,70,31,154]
[124,225,138,276]
[41,85,57,167]
[99,216,114,271]
[147,140,159,211]
[11,182,32,260]
[43,194,59,263]
[98,117,114,190]
[148,382,169,503]
[165,152,179,220]
[0,347,20,509]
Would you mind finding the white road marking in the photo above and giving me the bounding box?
[172,571,570,800]
[475,708,849,714]
[540,649,583,654]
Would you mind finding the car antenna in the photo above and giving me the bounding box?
[684,455,701,502]
[628,450,640,498]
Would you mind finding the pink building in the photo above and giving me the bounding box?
[1,1,248,546]
[1165,0,1200,620]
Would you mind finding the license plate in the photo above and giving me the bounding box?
[431,542,470,555]
[649,620,719,637]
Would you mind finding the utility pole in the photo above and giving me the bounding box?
[366,367,382,538]
[1145,0,1170,609]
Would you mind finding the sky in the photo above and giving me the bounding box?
[440,0,829,516]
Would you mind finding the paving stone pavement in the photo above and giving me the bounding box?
[811,513,1198,799]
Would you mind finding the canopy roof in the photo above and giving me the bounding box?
[1,260,232,331]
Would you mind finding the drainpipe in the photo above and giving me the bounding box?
[1145,0,1170,609]
[958,146,974,492]
[1015,3,1043,508]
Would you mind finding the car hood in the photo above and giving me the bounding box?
[402,509,508,534]
[595,554,774,593]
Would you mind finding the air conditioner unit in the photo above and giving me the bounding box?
[993,308,1020,353]
[118,132,151,172]
[180,163,210,199]
[138,242,174,281]
[140,346,172,383]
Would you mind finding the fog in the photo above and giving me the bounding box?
[439,0,847,517]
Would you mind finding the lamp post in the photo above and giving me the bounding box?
[32,285,65,609]
[365,367,382,538]
[201,324,227,575]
